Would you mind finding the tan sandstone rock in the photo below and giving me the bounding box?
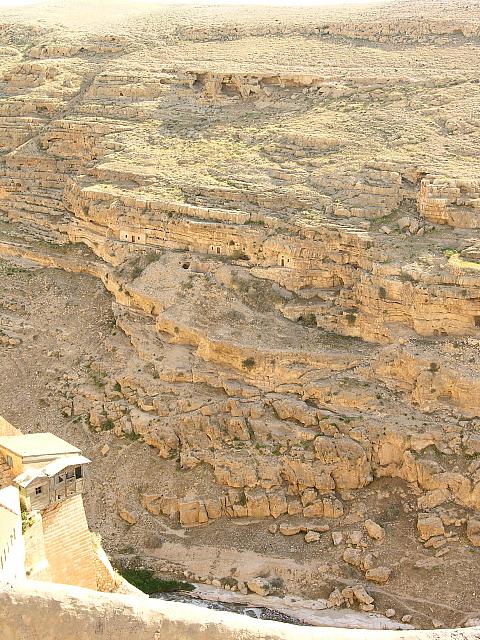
[365,566,392,584]
[417,514,445,540]
[247,577,271,596]
[466,518,480,546]
[364,519,385,541]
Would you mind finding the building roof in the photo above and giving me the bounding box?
[0,433,81,459]
[14,455,91,488]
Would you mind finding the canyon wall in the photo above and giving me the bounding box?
[0,0,479,631]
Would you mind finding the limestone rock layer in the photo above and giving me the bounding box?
[0,0,480,631]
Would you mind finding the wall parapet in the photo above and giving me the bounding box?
[0,581,478,640]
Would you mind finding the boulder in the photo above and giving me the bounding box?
[204,498,222,520]
[279,523,301,536]
[417,489,451,510]
[245,488,270,518]
[247,577,271,596]
[303,500,324,517]
[179,499,201,525]
[306,524,330,533]
[343,547,362,568]
[364,519,385,541]
[287,499,303,516]
[327,588,345,607]
[305,531,321,543]
[118,508,136,525]
[365,566,392,584]
[349,530,363,545]
[416,514,445,540]
[352,584,374,606]
[360,552,374,571]
[332,531,343,546]
[466,518,480,547]
[323,497,344,518]
[268,490,288,518]
[397,216,411,230]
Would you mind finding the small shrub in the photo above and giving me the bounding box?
[379,286,387,300]
[21,505,35,533]
[130,264,143,279]
[443,248,458,258]
[242,357,255,370]
[231,249,250,261]
[345,313,356,326]
[429,362,440,373]
[222,577,238,588]
[144,251,161,265]
[297,313,317,327]
[181,277,194,291]
[123,431,141,442]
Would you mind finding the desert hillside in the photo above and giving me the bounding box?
[0,0,479,630]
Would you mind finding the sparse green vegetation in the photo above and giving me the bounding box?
[119,568,194,595]
[21,505,35,533]
[123,431,141,442]
[345,312,357,326]
[443,248,458,258]
[399,272,416,283]
[231,249,250,260]
[297,313,317,327]
[242,357,255,370]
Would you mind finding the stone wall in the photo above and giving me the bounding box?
[0,486,24,582]
[39,494,97,590]
[0,581,478,640]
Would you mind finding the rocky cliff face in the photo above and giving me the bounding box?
[0,0,479,631]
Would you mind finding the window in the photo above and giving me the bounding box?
[56,474,64,484]
[5,455,12,467]
[66,469,75,480]
[75,466,82,479]
[35,486,43,495]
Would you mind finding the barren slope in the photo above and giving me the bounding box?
[0,0,479,630]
